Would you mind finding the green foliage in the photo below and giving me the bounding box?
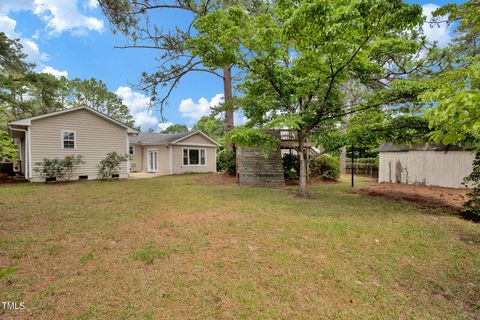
[160,124,189,134]
[422,0,480,146]
[0,130,17,162]
[228,126,279,157]
[66,78,136,128]
[80,252,94,263]
[192,115,225,144]
[132,246,167,265]
[216,148,236,175]
[0,266,18,278]
[310,155,340,181]
[34,155,84,181]
[462,153,480,221]
[97,152,128,180]
[347,158,379,176]
[282,154,300,179]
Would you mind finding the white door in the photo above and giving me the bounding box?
[147,149,158,172]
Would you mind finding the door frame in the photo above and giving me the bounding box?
[146,148,158,173]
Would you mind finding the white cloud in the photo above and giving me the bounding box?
[421,4,452,48]
[0,15,17,38]
[158,122,174,132]
[33,0,104,36]
[234,111,247,126]
[178,93,224,122]
[0,16,48,66]
[42,65,68,78]
[85,0,98,10]
[0,0,103,36]
[115,86,160,130]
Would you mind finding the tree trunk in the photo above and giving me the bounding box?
[298,135,307,197]
[223,66,234,150]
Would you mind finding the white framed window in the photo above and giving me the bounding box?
[62,130,75,149]
[129,145,134,155]
[183,148,206,166]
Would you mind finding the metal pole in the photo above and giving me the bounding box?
[351,145,354,187]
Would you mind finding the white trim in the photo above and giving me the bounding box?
[61,130,76,150]
[171,131,221,147]
[8,106,139,134]
[126,133,130,176]
[146,148,158,173]
[9,126,29,178]
[168,145,173,175]
[174,142,219,147]
[27,126,32,179]
[181,147,207,167]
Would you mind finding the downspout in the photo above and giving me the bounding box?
[8,126,30,179]
[126,132,130,177]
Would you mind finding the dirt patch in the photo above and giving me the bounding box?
[358,182,470,210]
[196,173,238,185]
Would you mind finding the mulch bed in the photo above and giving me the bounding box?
[357,182,470,210]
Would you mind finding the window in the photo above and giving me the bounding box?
[62,131,75,149]
[183,148,206,166]
[129,146,134,155]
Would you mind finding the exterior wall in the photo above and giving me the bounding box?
[129,144,143,172]
[171,145,217,174]
[379,150,475,188]
[140,145,170,175]
[30,109,128,182]
[237,147,285,187]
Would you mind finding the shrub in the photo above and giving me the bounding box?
[216,148,236,175]
[282,153,300,179]
[462,152,480,221]
[97,152,127,180]
[34,155,84,181]
[310,154,340,180]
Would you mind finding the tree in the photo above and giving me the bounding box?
[197,0,431,196]
[161,124,189,134]
[0,131,17,162]
[192,115,225,143]
[98,0,270,149]
[422,0,480,146]
[66,78,135,127]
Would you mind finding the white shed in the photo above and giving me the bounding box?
[378,143,476,188]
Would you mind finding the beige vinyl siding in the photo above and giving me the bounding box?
[141,145,170,175]
[171,145,216,174]
[379,150,475,188]
[30,109,128,182]
[174,133,218,146]
[129,144,143,172]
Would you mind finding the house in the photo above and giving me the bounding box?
[129,131,220,175]
[378,143,475,188]
[8,107,138,182]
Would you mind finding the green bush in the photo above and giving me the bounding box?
[310,154,340,180]
[216,149,236,175]
[462,153,480,221]
[34,155,84,181]
[97,152,128,180]
[282,153,300,179]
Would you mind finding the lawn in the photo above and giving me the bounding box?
[0,174,479,319]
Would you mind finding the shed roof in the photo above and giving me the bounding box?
[379,143,476,152]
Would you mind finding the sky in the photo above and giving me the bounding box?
[0,0,462,132]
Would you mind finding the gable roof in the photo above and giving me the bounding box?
[8,106,138,134]
[129,130,221,147]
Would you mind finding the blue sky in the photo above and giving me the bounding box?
[0,0,461,131]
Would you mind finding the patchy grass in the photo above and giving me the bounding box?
[0,174,479,319]
[132,246,167,265]
[79,253,93,264]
